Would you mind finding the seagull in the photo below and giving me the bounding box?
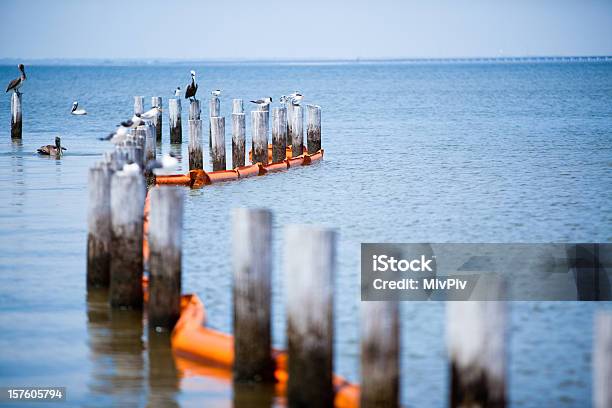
[250,97,273,107]
[185,70,198,101]
[289,92,303,106]
[100,120,132,143]
[146,153,179,175]
[71,101,87,115]
[140,106,161,120]
[279,95,287,104]
[211,89,221,97]
[5,64,26,95]
[131,113,145,127]
[122,162,141,175]
[174,87,181,97]
[37,136,66,156]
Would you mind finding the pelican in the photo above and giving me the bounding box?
[250,97,273,107]
[211,89,221,97]
[146,153,179,175]
[140,106,161,120]
[174,87,181,97]
[5,64,26,95]
[37,136,66,156]
[185,70,198,101]
[71,101,87,115]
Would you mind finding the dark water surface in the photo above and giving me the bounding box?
[0,62,611,407]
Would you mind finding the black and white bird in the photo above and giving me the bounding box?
[71,101,87,115]
[279,95,288,104]
[146,153,179,175]
[131,113,145,127]
[140,106,161,120]
[211,89,221,97]
[37,136,66,156]
[174,87,181,97]
[5,64,26,95]
[250,97,273,107]
[100,120,133,143]
[289,91,303,105]
[185,70,198,101]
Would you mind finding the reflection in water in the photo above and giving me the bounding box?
[233,383,276,408]
[10,140,25,212]
[147,332,180,408]
[86,289,145,407]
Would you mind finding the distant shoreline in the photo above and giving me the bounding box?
[0,55,610,67]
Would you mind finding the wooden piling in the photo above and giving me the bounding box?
[272,107,287,163]
[594,312,612,408]
[209,96,220,147]
[251,111,268,165]
[211,116,226,171]
[232,99,244,114]
[232,113,246,169]
[306,104,321,153]
[134,96,144,115]
[134,126,147,167]
[109,169,146,309]
[447,279,508,408]
[360,301,400,408]
[189,99,201,121]
[10,92,22,139]
[87,163,112,288]
[169,98,182,143]
[151,96,162,142]
[148,186,183,330]
[232,208,275,383]
[144,123,156,163]
[291,105,303,157]
[285,225,335,407]
[286,102,294,146]
[188,119,203,171]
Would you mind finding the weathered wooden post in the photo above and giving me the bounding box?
[189,99,201,121]
[10,93,22,139]
[291,105,303,157]
[594,312,612,408]
[232,208,275,382]
[251,110,268,165]
[188,119,203,171]
[169,98,182,143]
[447,279,508,408]
[134,96,144,115]
[232,99,244,114]
[306,104,321,153]
[144,123,156,163]
[87,163,112,288]
[134,126,147,168]
[361,301,400,408]
[285,225,335,407]
[148,186,183,330]
[272,107,287,163]
[232,113,246,169]
[151,96,162,142]
[209,95,220,147]
[109,169,146,309]
[211,116,226,171]
[286,102,294,146]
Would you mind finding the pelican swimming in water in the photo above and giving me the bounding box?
[37,136,66,156]
[174,87,181,97]
[211,89,221,97]
[140,106,162,120]
[185,70,198,101]
[71,101,87,115]
[5,64,26,95]
[146,153,179,175]
[250,97,272,107]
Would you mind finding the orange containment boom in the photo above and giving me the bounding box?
[172,293,360,408]
[248,144,308,163]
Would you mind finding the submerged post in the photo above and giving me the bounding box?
[232,208,275,383]
[209,96,220,147]
[11,93,22,139]
[594,312,612,408]
[272,107,287,163]
[291,105,303,156]
[148,186,183,330]
[87,163,112,288]
[307,104,321,153]
[189,99,201,121]
[109,170,145,309]
[251,110,268,165]
[134,96,144,115]
[447,279,508,408]
[285,225,335,407]
[232,99,244,114]
[361,301,400,408]
[151,96,162,142]
[188,119,203,171]
[211,116,226,171]
[169,98,182,143]
[232,113,246,169]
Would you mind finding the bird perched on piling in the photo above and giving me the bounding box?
[289,91,303,106]
[185,70,198,101]
[146,153,179,175]
[37,136,66,157]
[122,162,141,175]
[131,113,145,127]
[140,106,162,120]
[5,64,27,95]
[174,87,181,97]
[211,89,221,97]
[250,97,273,107]
[100,120,133,144]
[280,95,288,104]
[71,101,87,115]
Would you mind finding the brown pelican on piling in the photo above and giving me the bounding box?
[185,70,198,101]
[5,64,26,95]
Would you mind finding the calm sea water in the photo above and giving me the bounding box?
[0,61,610,407]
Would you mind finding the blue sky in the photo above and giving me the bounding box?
[0,0,611,59]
